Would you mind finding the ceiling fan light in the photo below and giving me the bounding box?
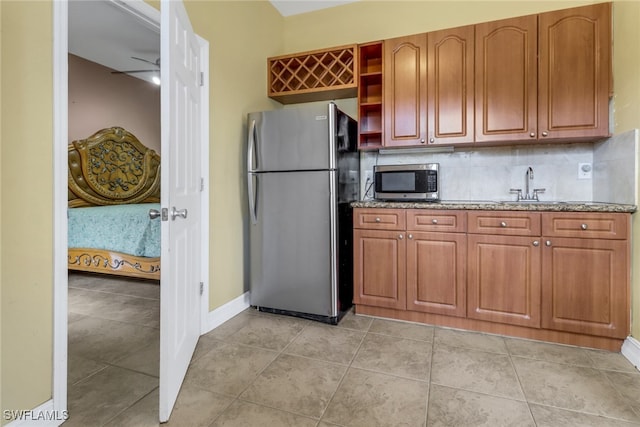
[152,75,161,86]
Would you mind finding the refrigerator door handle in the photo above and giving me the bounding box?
[247,118,257,172]
[247,172,258,225]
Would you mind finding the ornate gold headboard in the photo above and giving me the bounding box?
[68,127,161,208]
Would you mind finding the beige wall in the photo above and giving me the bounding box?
[282,0,599,52]
[68,54,161,152]
[183,0,283,310]
[1,0,54,419]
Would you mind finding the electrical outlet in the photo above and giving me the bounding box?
[578,162,592,179]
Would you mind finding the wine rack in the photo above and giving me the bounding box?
[268,44,357,104]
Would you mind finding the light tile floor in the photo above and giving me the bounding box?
[66,273,640,426]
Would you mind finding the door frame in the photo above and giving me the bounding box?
[52,0,210,420]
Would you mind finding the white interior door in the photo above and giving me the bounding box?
[159,0,203,421]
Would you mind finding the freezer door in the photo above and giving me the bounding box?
[249,170,337,317]
[248,104,333,172]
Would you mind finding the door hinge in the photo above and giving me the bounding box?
[200,72,204,87]
[199,282,204,296]
[200,177,205,192]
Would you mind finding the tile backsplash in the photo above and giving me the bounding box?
[360,130,638,204]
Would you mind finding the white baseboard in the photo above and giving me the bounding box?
[621,336,640,371]
[203,291,251,334]
[4,399,67,427]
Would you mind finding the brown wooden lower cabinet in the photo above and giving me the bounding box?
[467,234,541,328]
[407,231,466,317]
[541,236,629,339]
[353,208,631,349]
[353,228,406,309]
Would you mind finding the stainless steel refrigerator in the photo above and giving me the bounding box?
[247,102,359,324]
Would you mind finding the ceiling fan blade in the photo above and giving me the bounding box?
[111,69,159,74]
[131,56,160,67]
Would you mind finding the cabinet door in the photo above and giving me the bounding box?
[538,3,611,140]
[407,231,466,317]
[353,229,406,309]
[427,25,474,145]
[468,234,541,327]
[541,237,629,339]
[384,34,427,147]
[475,15,537,142]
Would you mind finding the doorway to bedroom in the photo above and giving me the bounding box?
[66,1,162,422]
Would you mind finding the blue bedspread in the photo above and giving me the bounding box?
[68,203,161,258]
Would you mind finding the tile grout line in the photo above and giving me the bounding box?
[313,315,372,425]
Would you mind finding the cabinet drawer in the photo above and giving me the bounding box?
[407,210,466,232]
[354,208,406,230]
[542,212,629,240]
[468,211,541,236]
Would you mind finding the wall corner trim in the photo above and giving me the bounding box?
[621,336,640,371]
[204,292,251,334]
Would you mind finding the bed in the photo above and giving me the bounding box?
[67,127,161,280]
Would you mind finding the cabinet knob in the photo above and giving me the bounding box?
[375,217,381,223]
[430,138,435,143]
[420,139,426,144]
[581,223,588,230]
[398,234,404,240]
[530,132,535,138]
[541,131,549,137]
[432,219,438,224]
[545,240,552,247]
[408,234,413,239]
[533,240,540,247]
[500,221,507,227]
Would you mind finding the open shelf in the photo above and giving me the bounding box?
[358,42,384,149]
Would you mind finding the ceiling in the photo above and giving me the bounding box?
[270,0,358,17]
[68,0,160,84]
[68,0,356,84]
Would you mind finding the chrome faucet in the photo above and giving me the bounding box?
[510,166,545,201]
[525,167,533,199]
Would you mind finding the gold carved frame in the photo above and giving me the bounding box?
[67,127,161,280]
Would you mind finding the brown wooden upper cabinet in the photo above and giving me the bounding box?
[383,26,474,148]
[359,2,611,149]
[427,26,475,146]
[475,15,537,142]
[476,3,611,143]
[384,34,428,147]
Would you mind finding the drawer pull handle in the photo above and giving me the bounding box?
[432,219,438,224]
[375,217,381,223]
[533,240,540,247]
[545,240,552,247]
[500,221,507,227]
[581,223,588,230]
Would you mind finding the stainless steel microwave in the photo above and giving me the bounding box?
[374,163,439,201]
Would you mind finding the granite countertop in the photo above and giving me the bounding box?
[352,200,637,213]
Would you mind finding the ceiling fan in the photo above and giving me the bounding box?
[111,56,161,84]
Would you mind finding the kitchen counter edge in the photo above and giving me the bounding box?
[352,200,637,213]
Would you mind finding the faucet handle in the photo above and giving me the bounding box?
[510,188,523,201]
[532,188,546,200]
